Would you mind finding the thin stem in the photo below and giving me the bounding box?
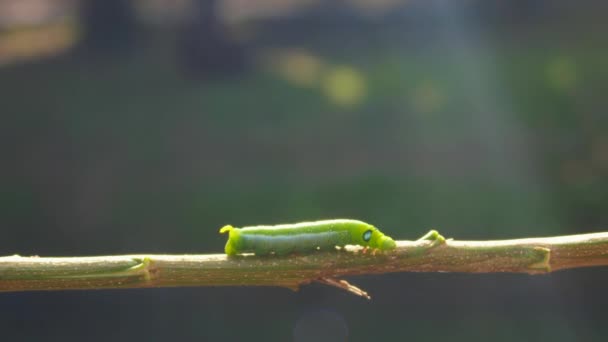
[1,231,608,297]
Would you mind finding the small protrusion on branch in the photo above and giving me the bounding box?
[417,229,447,247]
[316,277,371,300]
[528,247,551,272]
[129,257,154,281]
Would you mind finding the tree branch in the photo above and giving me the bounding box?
[1,231,608,298]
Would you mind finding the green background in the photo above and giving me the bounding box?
[1,1,607,341]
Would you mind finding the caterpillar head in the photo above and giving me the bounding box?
[353,223,396,251]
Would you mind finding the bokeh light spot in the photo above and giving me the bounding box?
[322,65,367,108]
[275,48,324,87]
[0,21,77,66]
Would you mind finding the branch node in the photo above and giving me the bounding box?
[529,247,552,272]
[129,257,155,281]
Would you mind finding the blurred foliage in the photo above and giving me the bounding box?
[1,1,608,341]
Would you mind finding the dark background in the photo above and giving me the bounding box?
[1,0,608,341]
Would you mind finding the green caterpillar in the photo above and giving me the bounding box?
[219,219,396,256]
